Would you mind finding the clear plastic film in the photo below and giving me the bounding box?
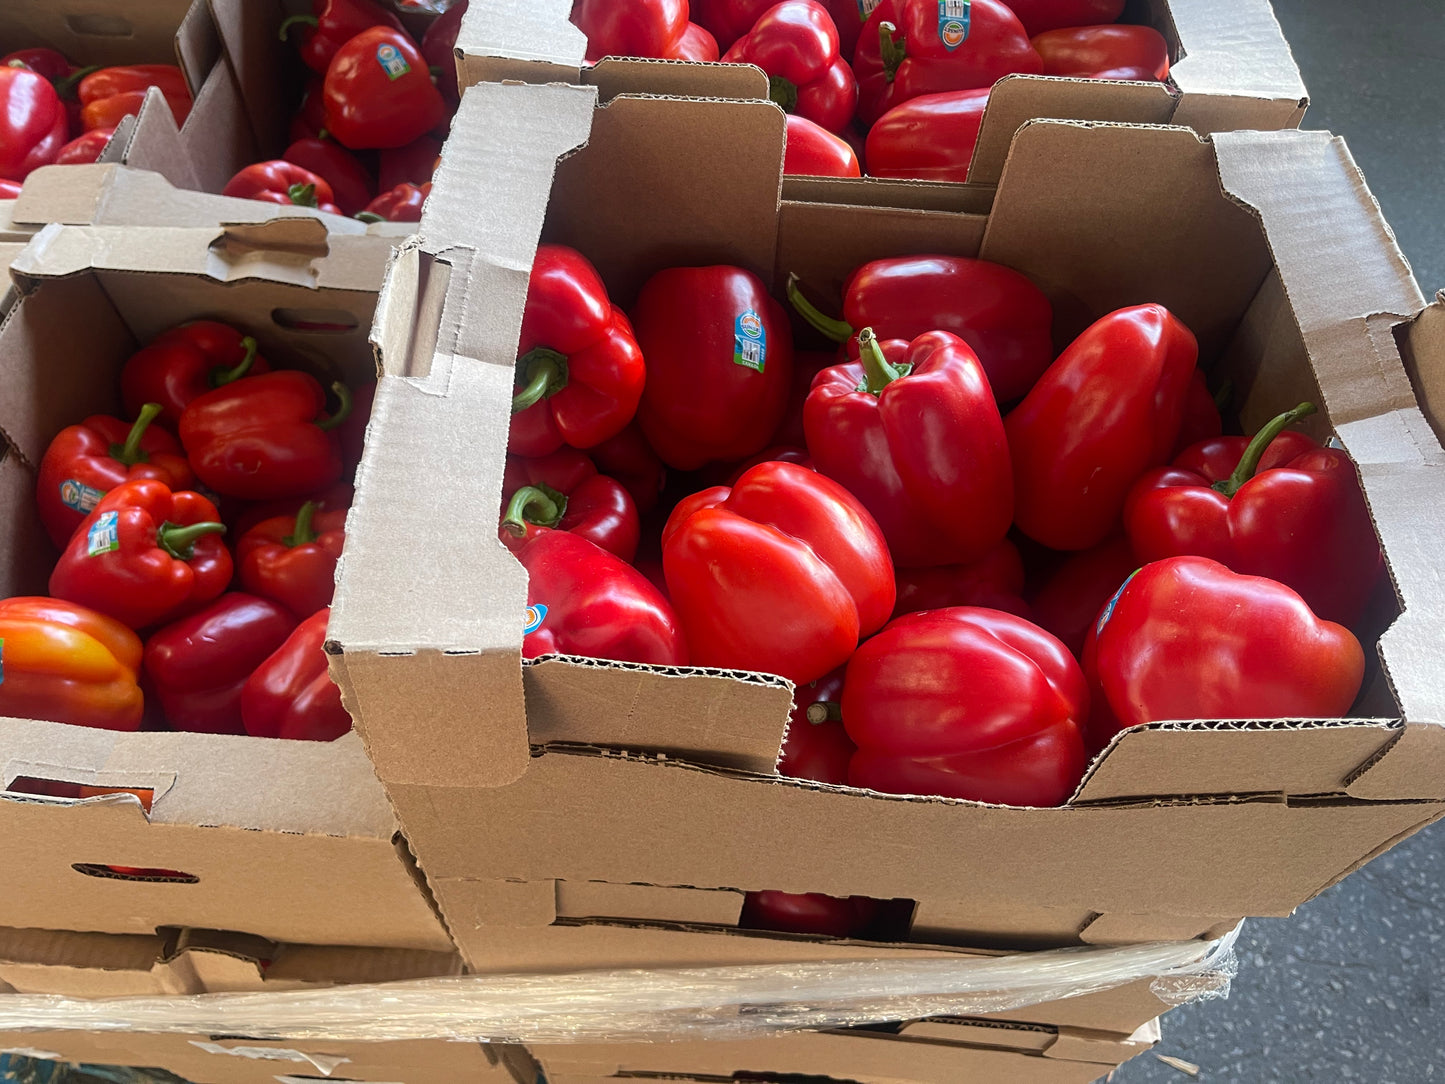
[0,927,1239,1044]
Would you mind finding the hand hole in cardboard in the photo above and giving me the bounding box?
[72,862,198,884]
[6,778,155,811]
[64,14,136,37]
[271,307,361,334]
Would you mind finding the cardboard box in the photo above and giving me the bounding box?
[0,219,450,953]
[329,81,1445,973]
[453,0,1309,184]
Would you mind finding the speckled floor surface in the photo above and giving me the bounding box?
[1113,2,1445,1080]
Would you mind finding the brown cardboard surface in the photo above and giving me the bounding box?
[0,0,195,71]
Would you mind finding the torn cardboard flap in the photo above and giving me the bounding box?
[454,0,585,85]
[1168,0,1309,125]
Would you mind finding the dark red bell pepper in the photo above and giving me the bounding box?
[511,245,646,457]
[844,607,1088,806]
[1004,0,1126,36]
[179,370,351,501]
[852,0,1043,127]
[784,113,861,177]
[779,666,854,783]
[237,502,348,619]
[279,0,405,74]
[1123,402,1383,627]
[1085,557,1366,746]
[1033,25,1169,81]
[50,480,231,630]
[378,134,443,189]
[788,255,1053,404]
[740,890,874,938]
[323,27,447,150]
[422,0,468,103]
[772,350,835,448]
[2,49,76,85]
[893,538,1028,618]
[689,0,774,52]
[0,67,66,181]
[587,423,667,514]
[121,321,270,426]
[1027,534,1137,660]
[571,0,689,62]
[55,128,115,164]
[824,0,882,59]
[723,445,813,485]
[242,607,353,741]
[516,529,687,666]
[723,1,858,134]
[283,138,375,215]
[805,328,1012,567]
[1174,367,1224,456]
[233,481,353,539]
[501,448,640,563]
[336,379,377,481]
[78,66,191,131]
[866,87,990,183]
[662,22,722,60]
[37,404,196,549]
[634,265,794,470]
[662,461,894,684]
[357,181,430,222]
[144,594,299,734]
[291,77,329,142]
[223,161,342,215]
[1006,304,1198,551]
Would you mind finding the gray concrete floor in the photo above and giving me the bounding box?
[1114,1,1445,1080]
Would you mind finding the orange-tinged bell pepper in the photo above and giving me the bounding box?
[78,65,191,131]
[0,597,143,731]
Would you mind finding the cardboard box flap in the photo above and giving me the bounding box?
[0,0,195,69]
[455,0,586,84]
[0,927,161,974]
[780,176,992,215]
[1401,297,1445,444]
[586,58,770,103]
[1168,0,1308,114]
[554,881,744,926]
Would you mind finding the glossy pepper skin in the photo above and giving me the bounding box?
[283,138,374,215]
[1033,25,1170,81]
[121,321,270,426]
[689,0,774,52]
[55,128,115,165]
[179,370,350,501]
[378,134,442,189]
[144,594,299,734]
[422,0,468,103]
[357,181,430,222]
[242,608,353,741]
[866,88,990,183]
[501,449,641,563]
[37,404,196,549]
[1174,367,1224,456]
[662,461,894,685]
[844,607,1088,806]
[852,0,1042,127]
[893,538,1027,618]
[1085,557,1366,746]
[662,22,722,60]
[789,256,1053,404]
[805,328,1012,567]
[634,266,794,471]
[0,67,67,181]
[223,161,342,215]
[571,0,689,61]
[825,0,880,58]
[78,66,191,131]
[237,502,348,619]
[50,480,231,631]
[1004,0,1126,36]
[279,0,405,74]
[322,27,447,150]
[0,597,144,731]
[587,423,666,514]
[1006,304,1198,551]
[1027,535,1137,660]
[723,1,858,135]
[1124,403,1383,627]
[516,529,687,666]
[784,113,861,177]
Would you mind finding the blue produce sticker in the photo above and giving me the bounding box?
[733,309,766,372]
[523,603,548,635]
[375,42,411,81]
[86,510,120,557]
[938,0,971,49]
[59,479,104,515]
[1096,569,1141,636]
[0,638,5,686]
[857,0,882,17]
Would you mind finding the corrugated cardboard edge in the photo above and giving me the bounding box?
[454,0,584,86]
[1169,0,1309,130]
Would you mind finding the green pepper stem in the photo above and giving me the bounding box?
[157,520,226,561]
[210,336,259,387]
[1213,401,1317,498]
[785,274,852,343]
[278,13,319,41]
[353,211,386,224]
[315,382,353,432]
[768,75,799,115]
[1212,378,1234,413]
[857,328,906,395]
[110,402,163,466]
[52,65,101,99]
[879,22,906,83]
[284,501,318,548]
[287,182,319,208]
[806,701,843,724]
[511,349,568,414]
[501,484,568,536]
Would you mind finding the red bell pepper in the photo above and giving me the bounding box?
[722,445,813,485]
[893,538,1027,618]
[0,180,21,198]
[689,0,774,53]
[50,480,231,630]
[0,67,66,181]
[779,666,855,783]
[852,0,1043,127]
[516,530,687,666]
[291,77,329,142]
[772,350,835,449]
[1085,557,1366,745]
[233,481,353,539]
[511,245,647,457]
[1033,25,1169,81]
[179,370,351,501]
[824,0,882,59]
[237,502,348,619]
[0,597,144,732]
[2,49,76,85]
[78,66,191,131]
[805,328,1012,567]
[634,265,793,470]
[587,423,666,514]
[336,379,377,481]
[784,113,861,177]
[1006,304,1198,551]
[323,27,447,150]
[662,22,722,61]
[1123,402,1383,627]
[121,321,270,426]
[357,181,430,222]
[722,1,858,134]
[788,255,1053,404]
[1004,0,1126,36]
[144,594,299,734]
[1174,367,1224,456]
[844,607,1088,806]
[36,404,196,549]
[572,0,689,62]
[242,608,353,741]
[740,890,874,937]
[1027,535,1137,660]
[222,161,342,215]
[378,134,443,189]
[280,0,405,74]
[55,128,115,165]
[662,461,894,685]
[283,138,375,215]
[501,449,641,563]
[866,88,990,183]
[422,0,468,103]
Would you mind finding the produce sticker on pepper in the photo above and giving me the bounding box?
[938,0,971,49]
[733,310,767,372]
[60,479,104,515]
[87,510,120,557]
[523,603,548,635]
[858,0,882,16]
[1096,568,1141,635]
[375,42,411,80]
